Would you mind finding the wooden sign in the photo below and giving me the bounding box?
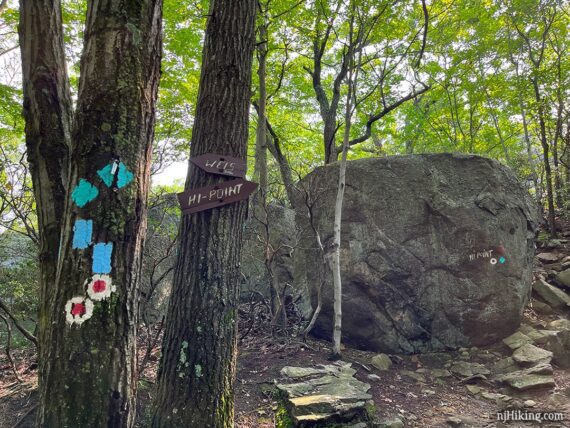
[190,153,246,178]
[177,178,258,214]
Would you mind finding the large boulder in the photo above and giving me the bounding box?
[294,154,539,353]
[240,203,311,315]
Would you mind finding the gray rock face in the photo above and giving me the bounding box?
[241,204,297,297]
[294,154,538,353]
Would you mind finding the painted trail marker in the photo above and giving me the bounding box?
[178,178,258,214]
[190,153,247,178]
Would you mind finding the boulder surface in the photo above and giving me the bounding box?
[294,154,538,353]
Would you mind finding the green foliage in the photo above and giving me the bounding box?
[0,0,568,271]
[0,232,39,320]
[275,402,294,428]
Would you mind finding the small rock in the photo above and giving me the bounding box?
[431,368,452,378]
[530,299,554,315]
[422,389,436,395]
[534,329,570,368]
[555,269,570,289]
[477,353,495,360]
[500,372,555,391]
[525,328,559,344]
[280,366,328,378]
[401,370,424,382]
[547,319,570,331]
[524,400,536,408]
[518,324,536,335]
[494,357,518,375]
[503,331,531,350]
[367,374,381,381]
[378,418,404,428]
[419,352,451,365]
[446,416,462,426]
[449,361,490,378]
[481,391,508,402]
[512,343,553,367]
[533,279,570,308]
[537,253,560,263]
[447,415,481,426]
[547,392,568,408]
[466,385,481,394]
[371,353,392,371]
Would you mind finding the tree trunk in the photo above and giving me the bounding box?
[254,105,298,207]
[254,19,268,201]
[254,16,284,327]
[20,1,163,426]
[331,10,357,359]
[152,0,256,426]
[519,98,541,204]
[324,115,339,164]
[19,2,73,413]
[532,77,556,237]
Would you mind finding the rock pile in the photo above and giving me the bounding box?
[495,318,570,392]
[276,362,373,427]
[533,250,570,311]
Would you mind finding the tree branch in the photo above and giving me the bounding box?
[0,298,38,347]
[348,85,431,147]
[415,0,429,68]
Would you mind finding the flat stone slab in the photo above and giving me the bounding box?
[502,374,555,391]
[497,364,555,391]
[512,343,553,367]
[537,253,560,263]
[533,279,570,308]
[449,361,490,378]
[555,269,570,289]
[547,319,570,331]
[277,362,372,426]
[503,331,532,350]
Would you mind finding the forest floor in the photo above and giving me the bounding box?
[1,223,570,427]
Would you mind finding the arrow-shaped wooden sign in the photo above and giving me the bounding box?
[177,178,258,214]
[190,153,246,178]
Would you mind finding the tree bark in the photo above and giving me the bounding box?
[19,1,163,426]
[519,98,541,204]
[331,8,357,359]
[252,102,298,207]
[152,0,256,426]
[19,2,74,401]
[532,77,556,236]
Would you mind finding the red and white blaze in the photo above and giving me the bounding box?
[86,274,115,301]
[65,296,94,325]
